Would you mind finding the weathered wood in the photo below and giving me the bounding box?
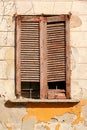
[40,16,48,99]
[48,90,66,99]
[16,16,21,98]
[65,15,71,99]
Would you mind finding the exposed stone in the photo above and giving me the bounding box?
[75,123,87,130]
[60,122,73,130]
[55,113,76,124]
[22,117,36,130]
[34,122,46,130]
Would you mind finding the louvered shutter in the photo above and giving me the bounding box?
[16,15,70,99]
[16,16,40,97]
[46,16,67,99]
[20,21,40,82]
[47,18,66,82]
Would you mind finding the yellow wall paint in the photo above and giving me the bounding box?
[23,100,87,125]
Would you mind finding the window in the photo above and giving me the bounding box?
[15,15,70,100]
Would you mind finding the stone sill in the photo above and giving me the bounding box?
[10,98,79,103]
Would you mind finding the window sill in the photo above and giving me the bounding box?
[10,98,79,103]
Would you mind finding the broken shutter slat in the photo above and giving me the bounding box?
[20,20,40,82]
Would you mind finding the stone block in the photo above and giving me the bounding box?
[0,16,14,31]
[22,117,36,130]
[0,47,14,60]
[70,32,87,47]
[0,0,15,16]
[0,80,15,98]
[6,60,14,79]
[53,2,72,14]
[15,0,35,15]
[71,47,87,64]
[0,61,8,79]
[0,32,14,47]
[16,0,72,15]
[71,64,87,80]
[0,60,14,80]
[72,1,87,15]
[71,80,82,100]
[60,122,73,130]
[75,123,87,130]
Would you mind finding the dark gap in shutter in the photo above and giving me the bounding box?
[20,21,40,99]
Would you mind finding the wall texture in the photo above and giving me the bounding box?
[0,0,87,130]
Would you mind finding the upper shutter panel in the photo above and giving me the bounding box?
[47,18,66,82]
[20,21,40,82]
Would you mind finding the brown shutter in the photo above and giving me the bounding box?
[20,20,40,82]
[16,16,40,97]
[47,17,66,82]
[46,16,67,99]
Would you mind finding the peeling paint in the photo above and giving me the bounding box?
[22,101,87,126]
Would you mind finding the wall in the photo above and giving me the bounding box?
[0,0,87,130]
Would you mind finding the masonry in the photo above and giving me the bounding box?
[0,0,87,130]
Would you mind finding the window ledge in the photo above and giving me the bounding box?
[10,98,79,103]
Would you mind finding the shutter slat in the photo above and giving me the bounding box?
[20,21,40,82]
[47,22,66,82]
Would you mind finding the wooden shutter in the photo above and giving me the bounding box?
[16,16,40,96]
[46,16,69,99]
[20,21,40,82]
[47,17,66,82]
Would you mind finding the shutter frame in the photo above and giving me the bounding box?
[40,16,48,99]
[65,15,71,99]
[16,16,21,97]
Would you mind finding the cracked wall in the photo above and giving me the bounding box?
[0,0,87,130]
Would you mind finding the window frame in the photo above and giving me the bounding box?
[15,15,71,99]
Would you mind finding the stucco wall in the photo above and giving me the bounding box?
[0,0,87,130]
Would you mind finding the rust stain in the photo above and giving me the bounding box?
[56,123,60,130]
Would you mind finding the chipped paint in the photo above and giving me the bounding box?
[22,100,87,126]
